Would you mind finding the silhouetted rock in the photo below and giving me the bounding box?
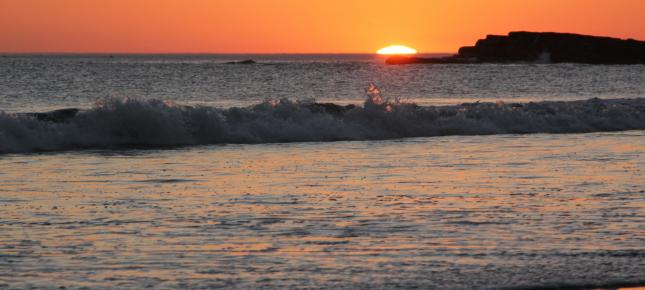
[387,31,645,65]
[225,59,256,64]
[386,56,474,65]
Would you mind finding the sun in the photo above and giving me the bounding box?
[377,45,417,55]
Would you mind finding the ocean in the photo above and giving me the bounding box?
[0,54,644,289]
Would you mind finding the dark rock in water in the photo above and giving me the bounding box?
[225,59,257,64]
[387,31,645,65]
[32,108,79,123]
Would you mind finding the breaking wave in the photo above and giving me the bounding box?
[1,91,644,153]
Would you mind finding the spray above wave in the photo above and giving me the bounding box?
[1,86,644,153]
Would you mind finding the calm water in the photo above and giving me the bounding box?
[1,132,644,289]
[0,55,644,289]
[1,54,644,112]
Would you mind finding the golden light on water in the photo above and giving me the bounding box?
[377,45,417,55]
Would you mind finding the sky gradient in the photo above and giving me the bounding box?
[1,0,644,53]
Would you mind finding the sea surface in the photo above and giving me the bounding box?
[2,54,644,112]
[0,54,644,289]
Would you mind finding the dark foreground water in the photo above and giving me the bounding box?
[1,132,644,289]
[0,55,644,289]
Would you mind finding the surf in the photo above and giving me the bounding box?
[1,87,644,154]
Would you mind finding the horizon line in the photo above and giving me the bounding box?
[0,51,454,55]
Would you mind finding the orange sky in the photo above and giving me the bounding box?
[1,0,644,53]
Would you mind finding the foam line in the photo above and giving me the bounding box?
[1,97,643,153]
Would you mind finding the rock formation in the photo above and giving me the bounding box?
[386,31,645,65]
[225,59,256,64]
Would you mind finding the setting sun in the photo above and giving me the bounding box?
[377,45,417,55]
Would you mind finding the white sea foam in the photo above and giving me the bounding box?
[0,96,643,153]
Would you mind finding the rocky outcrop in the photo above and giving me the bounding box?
[385,56,474,64]
[225,59,256,64]
[387,31,645,64]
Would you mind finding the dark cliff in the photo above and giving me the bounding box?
[386,31,645,65]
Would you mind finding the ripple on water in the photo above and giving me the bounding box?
[0,132,643,289]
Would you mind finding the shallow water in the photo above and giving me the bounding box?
[1,131,643,289]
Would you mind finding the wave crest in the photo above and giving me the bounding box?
[1,96,644,153]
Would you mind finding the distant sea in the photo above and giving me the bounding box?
[0,54,643,289]
[2,53,644,112]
